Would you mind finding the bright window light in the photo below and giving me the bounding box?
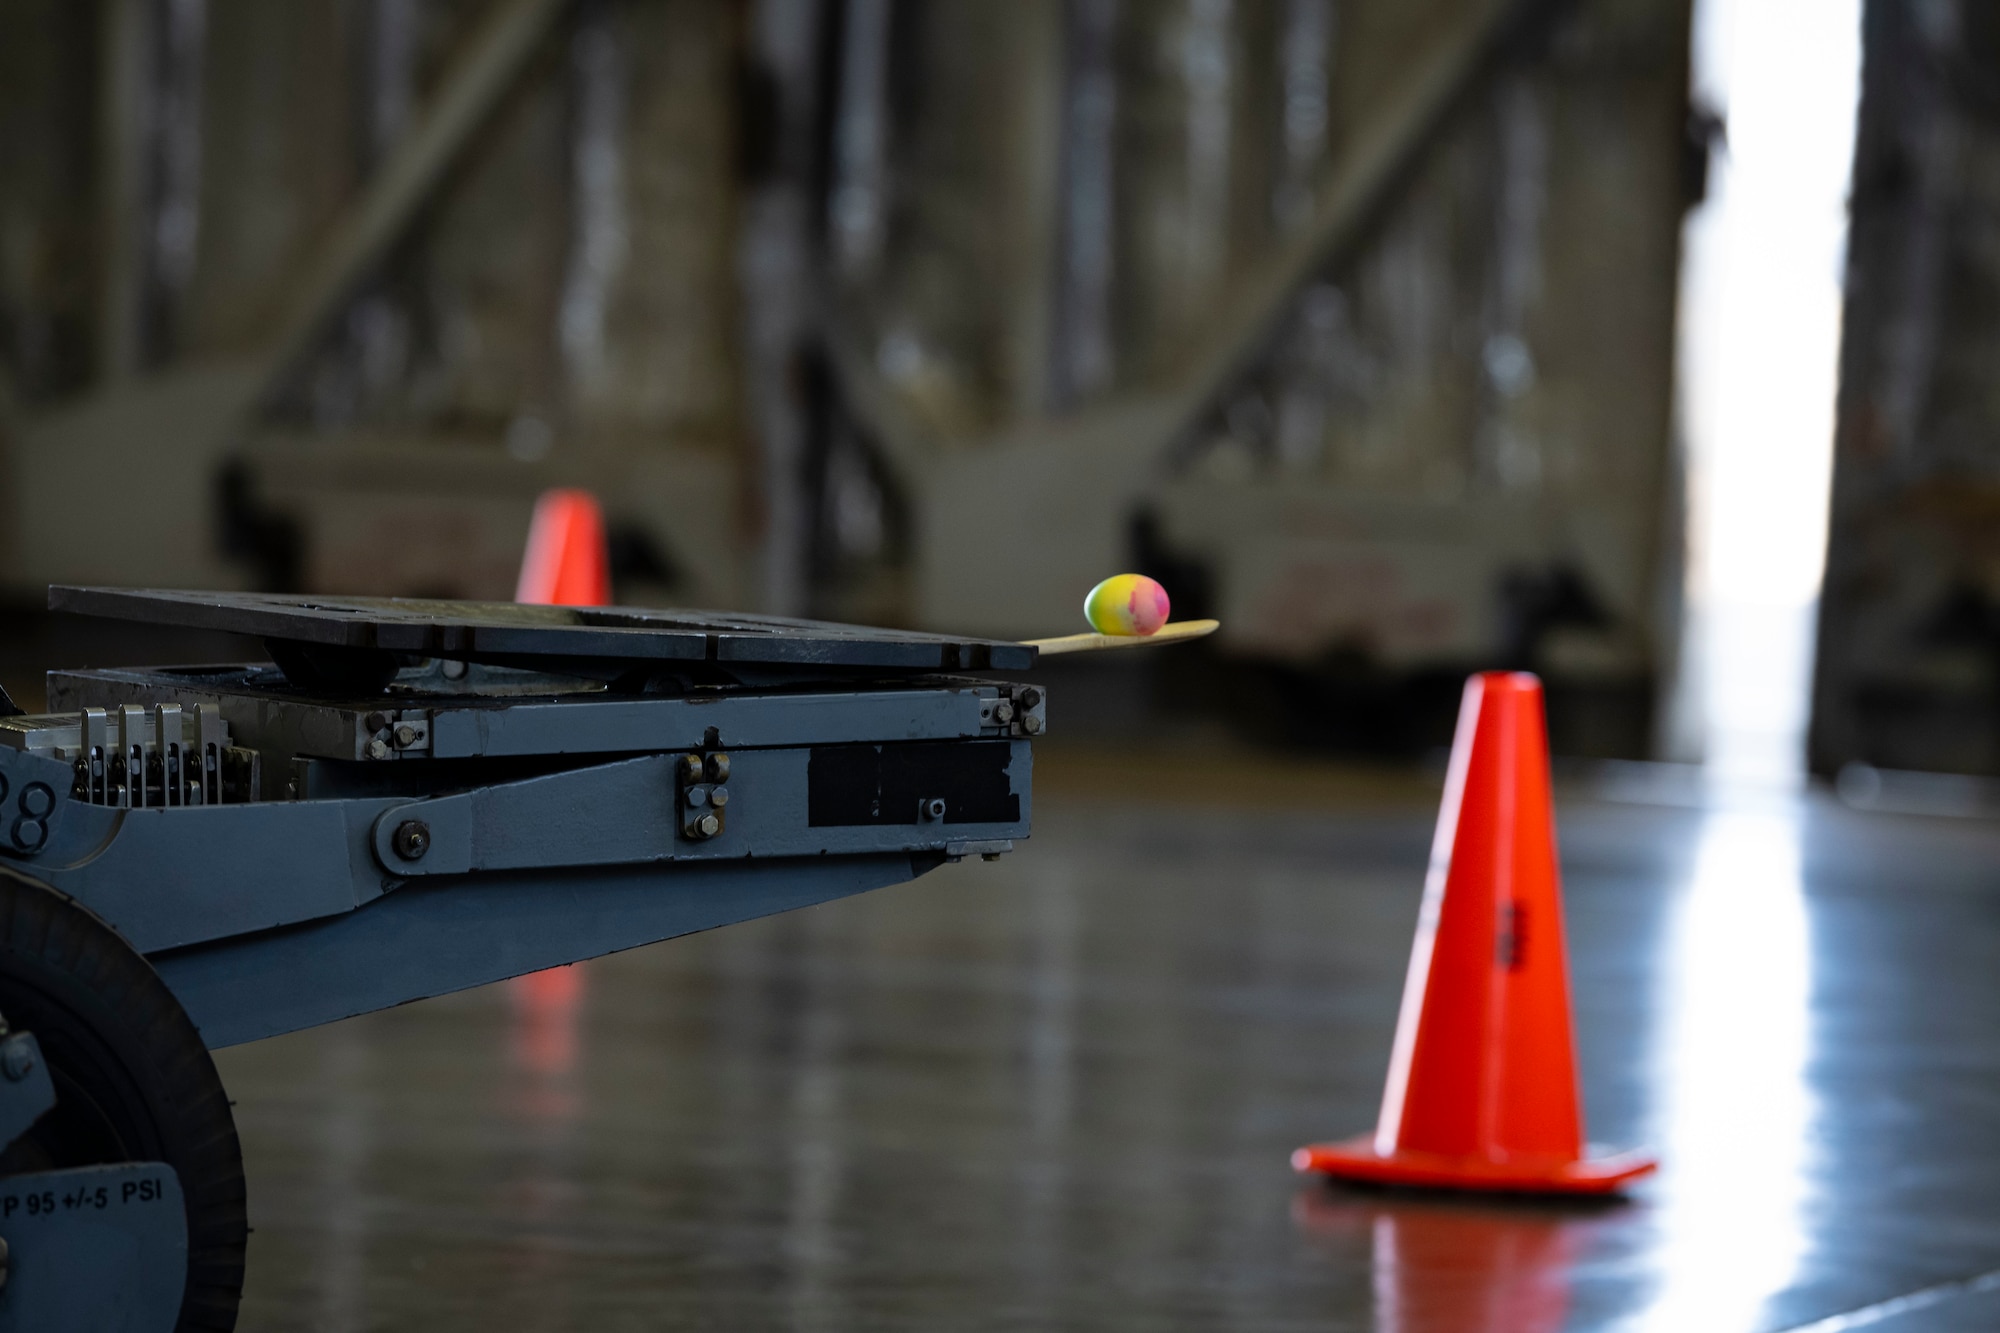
[1674,0,1862,785]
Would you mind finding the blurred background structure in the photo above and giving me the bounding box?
[0,0,1706,760]
[1812,3,2000,778]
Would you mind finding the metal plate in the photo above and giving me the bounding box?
[0,1162,186,1333]
[0,1036,54,1156]
[48,587,1038,673]
[41,666,1034,762]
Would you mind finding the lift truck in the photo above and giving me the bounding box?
[0,585,1057,1331]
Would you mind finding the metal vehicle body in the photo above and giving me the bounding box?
[0,586,1044,1331]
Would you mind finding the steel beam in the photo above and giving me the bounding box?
[836,0,1559,490]
[248,0,572,404]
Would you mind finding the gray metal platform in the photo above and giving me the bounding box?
[48,586,1037,674]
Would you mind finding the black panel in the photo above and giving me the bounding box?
[48,587,1037,675]
[808,742,1019,826]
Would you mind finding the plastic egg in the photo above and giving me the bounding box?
[1083,574,1171,636]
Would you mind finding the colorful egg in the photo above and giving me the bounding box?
[1083,574,1171,636]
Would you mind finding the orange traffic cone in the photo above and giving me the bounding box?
[1292,671,1656,1194]
[515,488,612,607]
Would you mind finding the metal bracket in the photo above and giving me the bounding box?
[945,839,1014,863]
[356,708,432,761]
[44,705,236,811]
[369,751,720,875]
[0,1034,54,1157]
[678,751,731,841]
[978,685,1047,738]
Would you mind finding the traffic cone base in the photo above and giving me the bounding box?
[1291,1136,1656,1196]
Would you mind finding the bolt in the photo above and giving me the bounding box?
[441,659,468,680]
[392,820,431,861]
[678,754,705,785]
[686,786,708,807]
[693,813,720,838]
[709,786,729,808]
[1019,687,1042,709]
[366,738,392,761]
[10,819,44,854]
[923,798,947,821]
[705,753,731,783]
[993,702,1015,725]
[392,723,421,748]
[1,1036,35,1082]
[17,783,53,818]
[365,711,391,734]
[1022,714,1044,735]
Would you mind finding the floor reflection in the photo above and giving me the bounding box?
[1636,806,1816,1330]
[501,962,589,1330]
[310,1022,375,1333]
[781,911,853,1333]
[507,964,587,1088]
[1294,1189,1603,1333]
[1012,860,1080,1325]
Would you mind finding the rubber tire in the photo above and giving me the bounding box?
[0,868,246,1332]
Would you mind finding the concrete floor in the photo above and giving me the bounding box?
[213,749,2000,1331]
